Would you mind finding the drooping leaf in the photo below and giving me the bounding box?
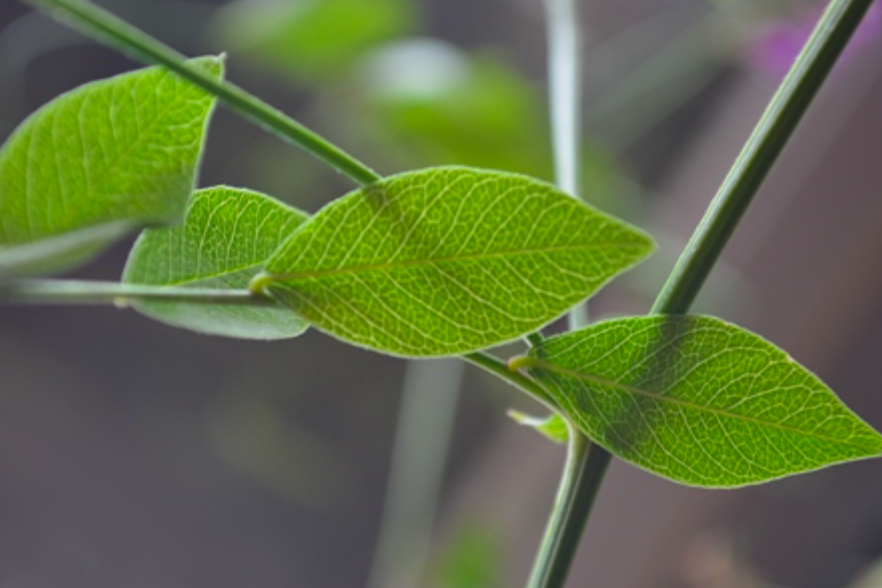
[508,410,569,444]
[210,0,416,82]
[0,57,222,278]
[525,315,882,488]
[123,186,309,339]
[253,166,655,357]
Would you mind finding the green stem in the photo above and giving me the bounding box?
[366,359,464,588]
[463,351,559,411]
[527,1,600,587]
[526,425,609,588]
[652,0,876,315]
[0,279,276,306]
[532,1,876,587]
[22,0,381,186]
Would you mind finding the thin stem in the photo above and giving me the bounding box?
[526,424,609,588]
[652,0,876,315]
[22,0,381,186]
[0,279,277,306]
[547,0,582,198]
[526,2,598,588]
[531,2,876,588]
[366,359,464,588]
[463,351,558,411]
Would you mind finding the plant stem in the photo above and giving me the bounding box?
[526,1,598,588]
[529,1,876,587]
[547,0,582,199]
[22,0,381,186]
[463,351,558,411]
[526,425,609,588]
[0,279,276,306]
[366,359,464,588]
[652,0,877,315]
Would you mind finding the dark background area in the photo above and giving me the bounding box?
[1,1,881,587]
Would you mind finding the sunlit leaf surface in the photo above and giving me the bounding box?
[124,187,308,339]
[255,166,654,357]
[0,57,222,277]
[527,315,882,487]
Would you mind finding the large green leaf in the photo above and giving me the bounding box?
[123,186,309,340]
[0,57,222,278]
[253,166,655,357]
[525,315,882,488]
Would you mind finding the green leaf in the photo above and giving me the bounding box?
[525,315,882,488]
[0,57,222,277]
[0,221,134,279]
[508,410,569,444]
[210,0,416,82]
[123,186,309,340]
[253,166,655,357]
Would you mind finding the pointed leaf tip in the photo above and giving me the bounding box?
[528,315,882,488]
[260,166,655,357]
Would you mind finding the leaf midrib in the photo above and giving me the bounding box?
[137,261,262,289]
[266,240,648,281]
[529,359,881,452]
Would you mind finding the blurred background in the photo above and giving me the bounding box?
[1,0,881,586]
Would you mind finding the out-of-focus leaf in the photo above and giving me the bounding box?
[355,41,550,177]
[211,0,416,82]
[123,187,309,340]
[0,57,222,277]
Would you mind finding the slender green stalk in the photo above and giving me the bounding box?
[22,0,381,186]
[463,352,558,411]
[0,279,276,306]
[526,425,609,588]
[529,2,876,588]
[652,0,877,315]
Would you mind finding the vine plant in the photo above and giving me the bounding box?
[0,0,879,586]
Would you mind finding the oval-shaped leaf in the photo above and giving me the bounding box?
[253,166,655,357]
[0,57,223,278]
[525,315,882,488]
[123,186,309,340]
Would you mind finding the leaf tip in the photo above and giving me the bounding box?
[507,410,569,444]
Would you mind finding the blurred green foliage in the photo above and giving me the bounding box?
[210,0,417,82]
[429,524,502,588]
[210,0,644,223]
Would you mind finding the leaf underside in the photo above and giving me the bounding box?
[527,315,882,488]
[124,186,309,339]
[257,166,655,357]
[0,57,222,277]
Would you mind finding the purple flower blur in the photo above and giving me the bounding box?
[750,3,881,77]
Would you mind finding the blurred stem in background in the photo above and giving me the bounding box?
[525,2,602,588]
[366,359,464,588]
